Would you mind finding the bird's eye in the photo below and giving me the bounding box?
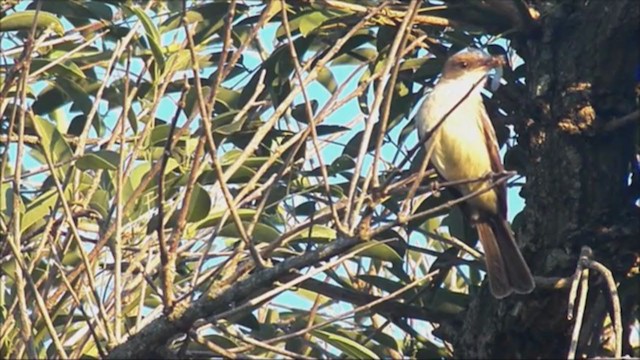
[460,61,468,68]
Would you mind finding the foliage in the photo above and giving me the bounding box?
[0,0,637,359]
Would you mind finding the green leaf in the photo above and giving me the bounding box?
[178,2,249,45]
[0,10,64,35]
[399,57,432,72]
[342,130,363,158]
[60,78,93,115]
[128,6,165,74]
[123,163,151,201]
[196,208,257,230]
[199,165,257,184]
[31,115,73,165]
[61,241,83,267]
[424,288,469,315]
[331,48,378,66]
[219,149,280,169]
[67,114,105,141]
[298,10,331,37]
[421,216,443,234]
[317,66,337,94]
[76,150,120,171]
[292,225,336,243]
[37,0,113,23]
[160,5,208,31]
[315,125,349,136]
[294,287,330,305]
[32,79,101,116]
[342,127,379,158]
[312,330,379,359]
[30,59,86,80]
[149,124,180,146]
[329,155,355,175]
[212,111,245,135]
[358,274,403,293]
[21,189,58,233]
[276,9,302,39]
[216,87,242,110]
[353,241,403,264]
[240,35,314,105]
[396,116,417,151]
[441,207,473,243]
[185,184,211,223]
[291,101,318,124]
[32,84,66,115]
[164,49,196,74]
[89,188,110,220]
[127,106,138,134]
[0,183,17,221]
[293,201,316,216]
[144,293,163,308]
[406,189,454,231]
[219,221,280,243]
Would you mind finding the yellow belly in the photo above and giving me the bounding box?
[427,119,499,215]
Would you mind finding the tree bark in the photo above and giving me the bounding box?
[448,1,640,358]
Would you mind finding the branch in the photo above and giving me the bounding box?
[106,237,359,358]
[566,246,622,359]
[317,0,451,27]
[295,277,450,322]
[601,109,640,132]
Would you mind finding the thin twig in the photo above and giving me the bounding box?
[317,0,451,27]
[221,325,314,360]
[381,72,491,191]
[568,247,591,320]
[568,266,589,359]
[281,0,348,235]
[208,239,386,323]
[113,49,133,344]
[370,0,421,189]
[158,82,191,311]
[242,270,438,349]
[584,260,622,358]
[184,18,268,270]
[370,171,515,237]
[188,330,238,359]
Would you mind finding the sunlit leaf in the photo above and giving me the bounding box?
[128,5,165,75]
[31,115,73,165]
[298,10,331,37]
[0,10,64,35]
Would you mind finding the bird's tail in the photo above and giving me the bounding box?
[476,218,535,298]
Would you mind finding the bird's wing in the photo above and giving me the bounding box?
[478,107,508,218]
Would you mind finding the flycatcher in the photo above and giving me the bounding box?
[416,49,535,298]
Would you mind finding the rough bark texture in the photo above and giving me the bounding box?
[448,1,640,358]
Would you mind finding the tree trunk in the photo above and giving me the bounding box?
[447,1,640,358]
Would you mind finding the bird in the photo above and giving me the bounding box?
[415,49,535,298]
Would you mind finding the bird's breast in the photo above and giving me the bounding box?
[418,85,498,214]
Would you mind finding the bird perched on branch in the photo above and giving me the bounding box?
[415,49,535,298]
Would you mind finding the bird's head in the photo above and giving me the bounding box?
[441,49,505,82]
